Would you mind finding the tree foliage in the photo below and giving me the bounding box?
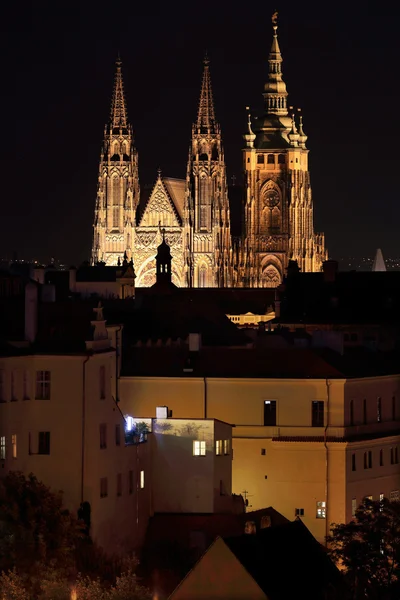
[327,497,400,600]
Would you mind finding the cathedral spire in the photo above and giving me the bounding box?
[196,55,217,133]
[263,11,288,116]
[110,55,128,128]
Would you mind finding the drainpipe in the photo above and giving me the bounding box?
[81,355,90,503]
[115,325,122,403]
[324,378,331,546]
[203,376,208,418]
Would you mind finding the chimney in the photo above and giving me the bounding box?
[322,260,338,283]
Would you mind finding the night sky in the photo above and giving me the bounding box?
[0,0,397,266]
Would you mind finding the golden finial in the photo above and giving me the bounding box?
[272,10,278,30]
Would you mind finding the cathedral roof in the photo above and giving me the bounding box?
[163,178,186,220]
[137,175,185,226]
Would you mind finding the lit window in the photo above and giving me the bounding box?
[100,366,106,400]
[125,416,134,431]
[117,473,122,497]
[380,493,384,502]
[115,424,121,446]
[351,498,357,517]
[100,477,108,498]
[128,470,133,494]
[193,440,206,456]
[0,436,5,460]
[390,490,399,502]
[224,439,230,455]
[35,371,51,400]
[316,501,326,519]
[12,435,17,459]
[140,470,145,489]
[100,424,107,449]
[216,440,222,456]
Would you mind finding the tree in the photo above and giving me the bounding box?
[327,497,400,600]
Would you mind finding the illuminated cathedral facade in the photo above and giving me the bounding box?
[91,16,327,287]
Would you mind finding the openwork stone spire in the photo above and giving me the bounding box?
[196,56,217,133]
[110,55,128,128]
[263,11,288,116]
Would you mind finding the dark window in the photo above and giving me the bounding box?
[363,399,367,424]
[115,424,121,446]
[38,432,50,455]
[312,401,324,427]
[377,397,382,423]
[100,366,106,400]
[261,448,266,456]
[391,447,394,464]
[35,371,51,400]
[267,154,274,164]
[396,447,399,464]
[257,154,264,164]
[368,450,372,469]
[393,396,396,421]
[351,453,356,471]
[100,477,108,498]
[364,452,368,469]
[100,424,107,449]
[380,449,384,466]
[128,470,133,494]
[295,508,304,516]
[278,154,285,164]
[350,399,354,426]
[117,473,122,496]
[264,400,277,426]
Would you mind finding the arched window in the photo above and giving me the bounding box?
[112,177,120,229]
[199,176,209,230]
[199,265,207,288]
[267,154,274,164]
[278,154,285,164]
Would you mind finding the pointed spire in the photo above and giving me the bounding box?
[263,11,288,116]
[196,55,217,133]
[372,249,387,272]
[297,108,308,148]
[110,55,128,128]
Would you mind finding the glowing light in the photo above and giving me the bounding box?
[125,415,134,431]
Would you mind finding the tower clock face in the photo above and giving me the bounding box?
[263,189,280,209]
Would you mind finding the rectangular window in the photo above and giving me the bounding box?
[99,366,106,400]
[38,432,50,455]
[363,399,367,424]
[100,424,107,449]
[0,436,5,460]
[115,424,121,446]
[295,508,304,516]
[128,470,133,494]
[264,400,277,426]
[351,498,357,517]
[391,447,394,464]
[193,440,206,456]
[312,401,324,427]
[261,448,266,456]
[380,449,384,466]
[100,477,108,498]
[0,370,5,402]
[12,434,17,459]
[223,439,230,455]
[380,493,384,502]
[351,453,356,472]
[11,371,17,401]
[23,371,29,400]
[396,447,399,464]
[377,397,382,423]
[215,440,222,455]
[368,450,372,469]
[117,473,122,496]
[35,371,51,400]
[390,490,399,502]
[364,452,368,469]
[140,470,145,489]
[316,501,326,519]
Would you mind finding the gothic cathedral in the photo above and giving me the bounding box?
[91,15,327,287]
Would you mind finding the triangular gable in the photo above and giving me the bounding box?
[169,536,268,599]
[139,176,182,227]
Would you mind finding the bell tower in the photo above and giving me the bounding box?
[241,12,327,287]
[183,57,231,287]
[91,56,139,266]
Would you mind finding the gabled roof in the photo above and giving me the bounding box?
[138,175,183,227]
